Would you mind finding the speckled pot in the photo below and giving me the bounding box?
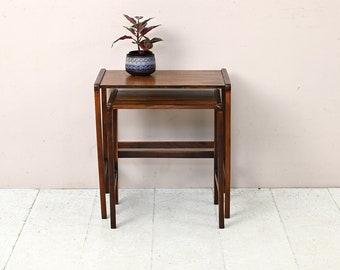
[125,50,156,76]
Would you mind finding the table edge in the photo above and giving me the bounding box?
[97,69,231,89]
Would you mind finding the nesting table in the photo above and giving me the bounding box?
[94,69,231,228]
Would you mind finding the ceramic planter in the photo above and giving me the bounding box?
[125,50,156,76]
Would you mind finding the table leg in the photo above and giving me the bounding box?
[107,108,116,229]
[101,89,110,194]
[94,89,107,219]
[217,109,225,228]
[214,109,218,205]
[224,90,231,219]
[113,109,119,204]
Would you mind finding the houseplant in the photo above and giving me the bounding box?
[112,15,162,76]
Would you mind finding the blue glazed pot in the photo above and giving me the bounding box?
[125,50,156,76]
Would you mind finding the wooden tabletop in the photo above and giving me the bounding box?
[95,69,230,89]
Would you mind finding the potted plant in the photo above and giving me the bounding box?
[112,15,162,76]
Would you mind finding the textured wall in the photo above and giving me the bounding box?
[1,0,339,187]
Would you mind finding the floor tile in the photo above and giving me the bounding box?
[151,189,225,270]
[78,189,154,270]
[220,189,298,270]
[2,188,339,270]
[4,189,96,270]
[0,189,38,270]
[272,189,340,270]
[329,188,340,210]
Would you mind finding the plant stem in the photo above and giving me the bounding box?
[136,17,141,54]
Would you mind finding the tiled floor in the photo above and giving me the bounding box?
[0,188,339,270]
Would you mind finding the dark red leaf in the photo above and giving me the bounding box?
[150,37,163,43]
[112,35,133,46]
[140,17,153,28]
[140,25,160,36]
[124,14,136,24]
[123,26,136,36]
[136,23,142,33]
[140,38,153,50]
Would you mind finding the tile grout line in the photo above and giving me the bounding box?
[76,190,97,270]
[150,188,156,270]
[327,188,340,212]
[270,189,301,270]
[2,189,40,270]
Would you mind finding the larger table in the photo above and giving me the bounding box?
[94,69,231,228]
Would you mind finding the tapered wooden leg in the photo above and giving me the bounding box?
[224,90,231,219]
[214,176,218,205]
[107,108,116,229]
[94,89,107,219]
[214,109,218,205]
[217,110,225,229]
[101,89,110,194]
[113,109,119,204]
[115,174,119,204]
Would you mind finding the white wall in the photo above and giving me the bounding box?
[1,0,339,188]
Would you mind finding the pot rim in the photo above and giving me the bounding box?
[127,50,154,57]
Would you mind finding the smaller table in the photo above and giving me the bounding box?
[94,70,231,228]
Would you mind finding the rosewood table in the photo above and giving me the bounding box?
[94,69,231,228]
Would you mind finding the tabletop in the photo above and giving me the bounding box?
[95,69,231,89]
